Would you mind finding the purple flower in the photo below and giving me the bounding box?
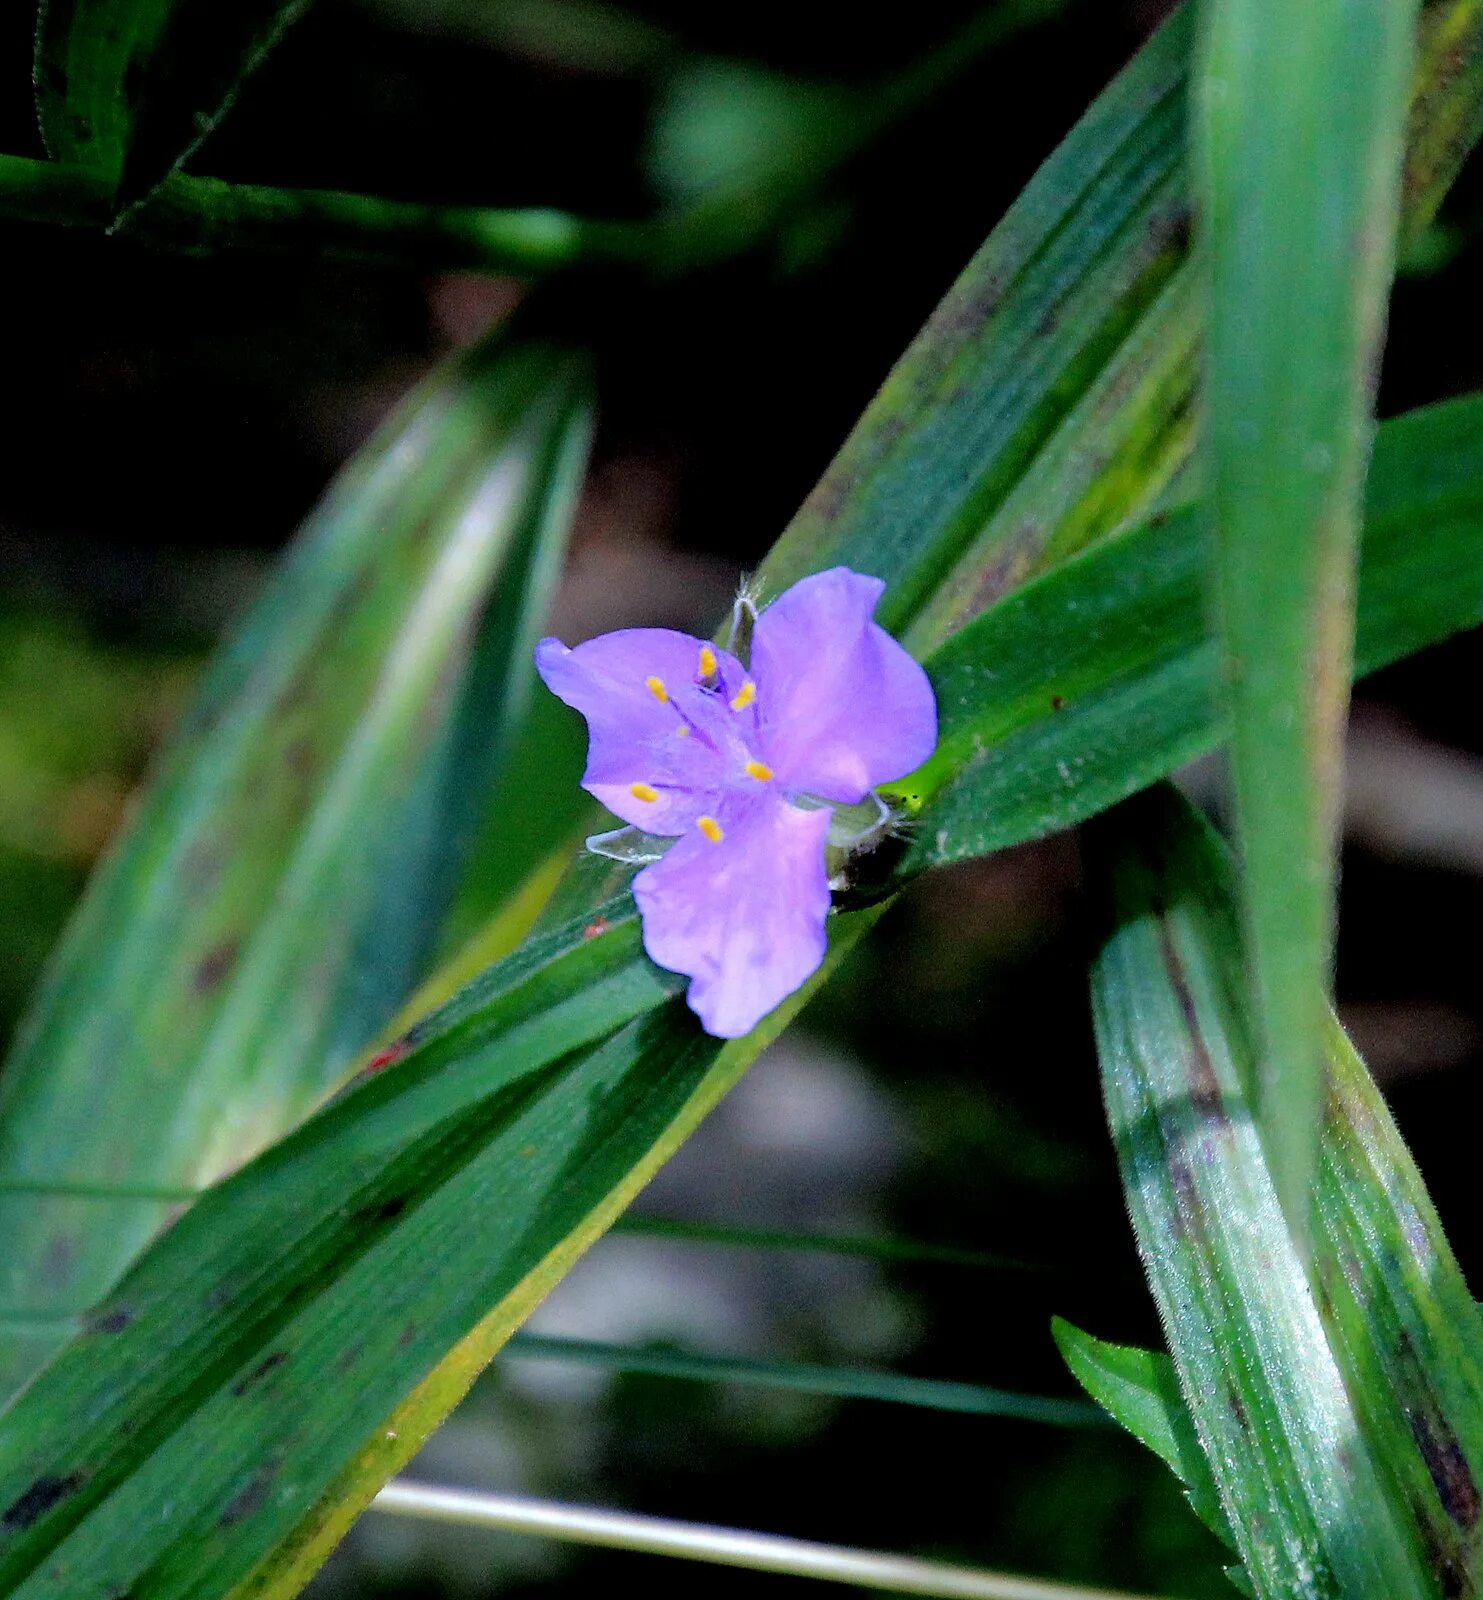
[535,568,936,1038]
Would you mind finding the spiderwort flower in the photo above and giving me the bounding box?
[535,568,936,1038]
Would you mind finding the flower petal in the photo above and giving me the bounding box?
[750,568,937,803]
[633,792,831,1038]
[535,630,746,831]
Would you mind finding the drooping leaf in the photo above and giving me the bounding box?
[1195,0,1423,1230]
[0,326,593,1401]
[1084,786,1483,1599]
[34,0,308,202]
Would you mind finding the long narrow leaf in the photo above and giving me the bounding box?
[902,392,1483,870]
[0,327,592,1400]
[1084,787,1483,1598]
[1196,0,1422,1230]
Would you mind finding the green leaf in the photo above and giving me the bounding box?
[0,326,593,1401]
[759,0,1480,656]
[761,6,1199,641]
[0,895,880,1599]
[1084,787,1483,1599]
[504,1333,1105,1426]
[35,0,308,201]
[1195,0,1423,1230]
[903,391,1483,869]
[1050,1319,1232,1555]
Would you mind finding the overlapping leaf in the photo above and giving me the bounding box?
[900,392,1483,870]
[0,387,1479,1597]
[1196,0,1424,1230]
[0,327,593,1401]
[1082,788,1483,1598]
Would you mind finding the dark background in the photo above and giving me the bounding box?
[2,2,1480,1595]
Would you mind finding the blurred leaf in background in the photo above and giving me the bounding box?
[0,320,593,1400]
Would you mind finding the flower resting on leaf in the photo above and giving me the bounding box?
[535,568,936,1038]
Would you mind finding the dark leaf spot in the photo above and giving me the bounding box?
[194,939,239,994]
[230,1350,288,1397]
[1410,1405,1481,1531]
[3,1472,85,1530]
[86,1306,134,1335]
[219,1466,274,1528]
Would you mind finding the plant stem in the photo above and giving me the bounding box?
[371,1480,1162,1600]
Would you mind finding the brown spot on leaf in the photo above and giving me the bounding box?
[1050,695,1066,711]
[1409,1403,1481,1531]
[86,1307,134,1335]
[3,1472,85,1530]
[219,1466,274,1527]
[194,939,239,995]
[1157,925,1228,1125]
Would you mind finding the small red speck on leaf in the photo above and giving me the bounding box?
[582,917,608,940]
[363,1038,411,1077]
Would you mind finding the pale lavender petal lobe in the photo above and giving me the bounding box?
[633,793,831,1038]
[750,568,937,803]
[535,630,744,831]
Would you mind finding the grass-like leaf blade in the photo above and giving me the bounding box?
[1195,0,1423,1231]
[1084,786,1483,1598]
[0,327,592,1401]
[903,392,1483,869]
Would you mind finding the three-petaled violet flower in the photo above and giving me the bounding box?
[535,568,936,1039]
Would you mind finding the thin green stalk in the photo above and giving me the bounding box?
[503,1334,1107,1426]
[0,154,647,274]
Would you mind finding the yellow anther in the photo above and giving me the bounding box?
[676,726,690,737]
[744,760,773,782]
[730,680,756,711]
[698,644,718,679]
[645,675,668,704]
[629,782,660,803]
[697,815,724,843]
